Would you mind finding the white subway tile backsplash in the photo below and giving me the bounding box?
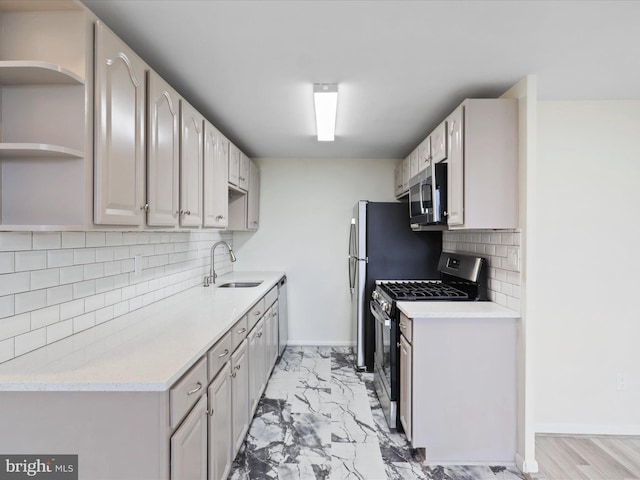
[14,328,46,356]
[0,272,30,296]
[60,299,84,321]
[47,249,74,268]
[15,251,47,271]
[46,285,73,306]
[14,290,46,314]
[60,265,83,285]
[31,268,60,290]
[0,253,14,274]
[0,313,30,341]
[0,230,233,363]
[0,232,31,251]
[30,305,60,329]
[73,312,95,333]
[0,296,14,319]
[46,319,73,343]
[0,338,14,363]
[86,232,106,247]
[61,232,85,249]
[33,232,61,250]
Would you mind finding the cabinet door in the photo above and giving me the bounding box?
[267,303,279,373]
[399,335,412,442]
[447,105,464,226]
[208,363,232,480]
[171,395,207,480]
[180,100,204,227]
[394,163,403,197]
[418,137,431,174]
[231,339,249,457]
[147,70,179,226]
[409,148,419,178]
[248,318,266,417]
[228,143,240,187]
[247,160,260,231]
[94,21,146,226]
[203,122,229,228]
[430,120,448,164]
[239,153,250,191]
[402,156,410,191]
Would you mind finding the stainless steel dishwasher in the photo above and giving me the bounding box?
[278,276,288,356]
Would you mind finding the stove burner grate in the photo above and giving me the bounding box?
[380,281,469,301]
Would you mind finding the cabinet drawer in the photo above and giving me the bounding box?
[399,313,412,344]
[208,330,232,381]
[170,357,207,429]
[247,298,265,331]
[231,316,248,352]
[264,286,278,309]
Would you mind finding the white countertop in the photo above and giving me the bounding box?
[397,300,520,319]
[0,271,284,392]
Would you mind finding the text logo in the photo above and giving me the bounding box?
[0,456,77,480]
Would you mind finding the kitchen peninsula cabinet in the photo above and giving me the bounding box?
[147,70,180,226]
[397,304,518,464]
[179,100,204,227]
[94,21,147,226]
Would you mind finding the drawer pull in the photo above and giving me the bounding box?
[231,372,236,378]
[235,365,241,371]
[253,311,262,316]
[218,349,229,358]
[237,327,247,334]
[206,408,214,417]
[257,332,263,338]
[187,382,202,396]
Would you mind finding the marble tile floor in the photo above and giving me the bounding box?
[230,346,524,480]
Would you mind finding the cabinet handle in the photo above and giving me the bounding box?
[140,203,149,212]
[257,332,263,338]
[237,327,246,334]
[231,372,236,378]
[215,215,224,221]
[217,349,229,358]
[253,311,261,316]
[185,210,191,215]
[179,209,184,215]
[235,365,241,371]
[206,408,214,416]
[187,382,202,395]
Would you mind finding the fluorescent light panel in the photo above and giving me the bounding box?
[313,83,338,141]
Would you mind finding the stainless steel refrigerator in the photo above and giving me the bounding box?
[349,201,442,371]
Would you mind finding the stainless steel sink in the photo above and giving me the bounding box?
[218,281,263,288]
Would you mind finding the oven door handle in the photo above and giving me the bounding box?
[370,301,391,327]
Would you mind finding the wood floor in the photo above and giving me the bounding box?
[532,435,640,480]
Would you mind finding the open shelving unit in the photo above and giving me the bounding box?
[0,2,93,229]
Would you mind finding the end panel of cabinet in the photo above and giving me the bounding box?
[94,21,146,226]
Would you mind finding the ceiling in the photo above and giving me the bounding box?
[80,0,640,159]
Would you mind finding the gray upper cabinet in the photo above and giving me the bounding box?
[179,100,204,227]
[203,121,229,229]
[94,21,147,226]
[147,70,180,226]
[247,160,260,231]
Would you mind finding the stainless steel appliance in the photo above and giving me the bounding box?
[371,252,487,430]
[348,201,442,371]
[278,276,288,357]
[409,162,448,230]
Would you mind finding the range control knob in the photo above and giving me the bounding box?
[372,291,379,301]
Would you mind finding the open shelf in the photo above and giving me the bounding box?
[0,143,84,159]
[0,60,84,85]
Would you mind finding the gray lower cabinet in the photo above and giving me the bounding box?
[231,339,250,458]
[208,363,232,480]
[171,395,208,480]
[248,317,266,417]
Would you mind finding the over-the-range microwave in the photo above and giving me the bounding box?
[408,162,448,230]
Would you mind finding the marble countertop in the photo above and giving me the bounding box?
[0,271,284,392]
[397,300,520,320]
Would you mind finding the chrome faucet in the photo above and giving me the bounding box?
[204,241,237,286]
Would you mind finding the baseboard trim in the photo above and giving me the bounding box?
[515,452,539,474]
[286,340,354,347]
[536,423,640,436]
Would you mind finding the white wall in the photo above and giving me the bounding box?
[535,101,640,434]
[233,157,396,345]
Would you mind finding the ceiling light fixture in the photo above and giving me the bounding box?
[313,83,338,142]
